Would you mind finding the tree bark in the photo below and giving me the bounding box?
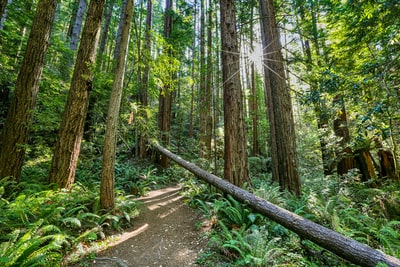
[333,97,355,176]
[259,0,301,195]
[49,0,106,189]
[138,0,153,160]
[100,0,134,211]
[157,0,173,168]
[220,0,250,187]
[199,0,212,159]
[113,0,127,61]
[153,143,400,267]
[98,0,115,58]
[70,0,87,51]
[0,0,57,182]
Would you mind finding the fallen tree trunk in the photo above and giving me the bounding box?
[153,143,400,267]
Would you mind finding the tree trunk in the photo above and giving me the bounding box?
[0,0,57,182]
[49,0,106,189]
[205,0,213,158]
[153,143,400,267]
[189,0,197,139]
[98,0,115,59]
[333,97,355,176]
[378,149,397,181]
[0,0,11,30]
[259,0,301,196]
[70,0,87,51]
[220,0,250,187]
[249,5,258,156]
[355,149,376,182]
[0,0,7,22]
[157,0,173,168]
[100,0,134,211]
[113,0,127,61]
[138,0,152,160]
[199,0,212,159]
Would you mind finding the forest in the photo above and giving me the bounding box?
[0,0,399,266]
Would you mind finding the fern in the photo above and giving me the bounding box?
[61,217,82,229]
[378,221,400,255]
[0,220,67,267]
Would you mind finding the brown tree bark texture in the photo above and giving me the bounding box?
[259,0,301,195]
[49,0,106,188]
[220,0,250,187]
[0,0,57,181]
[153,143,400,267]
[157,0,173,168]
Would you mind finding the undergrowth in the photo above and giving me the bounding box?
[0,148,182,266]
[182,166,400,266]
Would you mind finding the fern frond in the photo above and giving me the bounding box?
[61,217,82,229]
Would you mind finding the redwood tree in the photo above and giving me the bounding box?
[157,0,174,168]
[0,0,58,181]
[259,0,301,196]
[49,0,106,189]
[220,0,250,187]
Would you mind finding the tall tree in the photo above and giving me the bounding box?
[138,0,153,160]
[100,0,134,210]
[49,0,106,189]
[113,0,127,61]
[98,0,115,58]
[220,0,250,187]
[0,0,58,181]
[157,0,173,168]
[69,0,87,52]
[295,0,335,176]
[199,0,212,159]
[259,0,301,195]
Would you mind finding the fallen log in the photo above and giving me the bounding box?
[153,143,400,267]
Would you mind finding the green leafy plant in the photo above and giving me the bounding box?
[0,220,68,267]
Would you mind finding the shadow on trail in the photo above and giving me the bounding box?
[75,185,205,267]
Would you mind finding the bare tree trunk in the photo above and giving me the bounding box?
[100,0,134,211]
[199,0,212,159]
[0,0,57,182]
[138,0,153,160]
[49,0,106,189]
[157,0,173,168]
[333,97,355,176]
[259,0,301,196]
[220,0,250,187]
[113,0,127,61]
[70,0,87,51]
[189,0,197,139]
[249,5,258,156]
[98,0,115,58]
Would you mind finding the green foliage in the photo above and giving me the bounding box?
[0,219,67,267]
[0,167,140,265]
[193,170,400,266]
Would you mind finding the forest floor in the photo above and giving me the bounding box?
[69,185,209,267]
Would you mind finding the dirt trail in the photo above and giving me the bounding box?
[75,185,208,267]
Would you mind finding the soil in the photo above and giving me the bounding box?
[71,185,209,267]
